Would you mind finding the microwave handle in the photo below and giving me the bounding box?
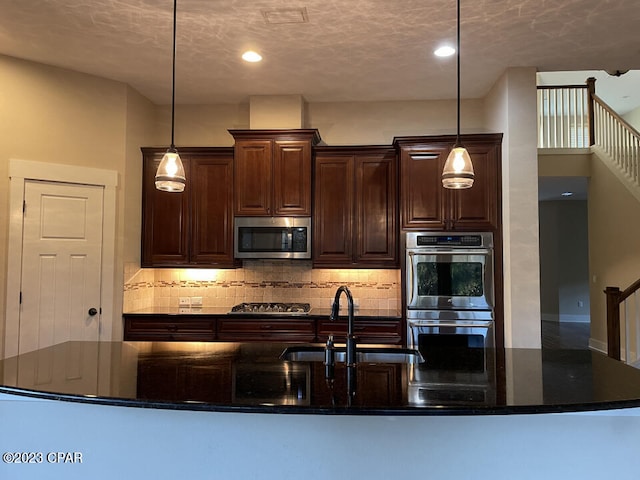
[287,231,293,249]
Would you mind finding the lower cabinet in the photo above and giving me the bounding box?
[217,318,317,342]
[310,362,404,407]
[317,318,403,345]
[123,315,403,344]
[123,316,216,342]
[137,355,232,403]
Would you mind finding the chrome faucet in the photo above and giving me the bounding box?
[330,285,357,397]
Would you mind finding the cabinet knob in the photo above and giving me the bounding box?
[88,308,98,316]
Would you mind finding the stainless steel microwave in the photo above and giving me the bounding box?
[234,217,311,259]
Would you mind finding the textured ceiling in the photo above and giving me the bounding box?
[2,0,639,105]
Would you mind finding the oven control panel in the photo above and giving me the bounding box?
[415,234,482,247]
[406,232,493,249]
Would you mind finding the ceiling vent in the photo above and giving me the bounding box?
[261,8,309,24]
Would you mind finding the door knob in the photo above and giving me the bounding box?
[88,308,98,316]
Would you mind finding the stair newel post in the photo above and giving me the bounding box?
[587,77,597,147]
[605,286,622,360]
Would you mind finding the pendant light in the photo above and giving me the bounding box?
[442,0,474,189]
[155,0,186,192]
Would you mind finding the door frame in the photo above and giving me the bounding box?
[5,159,118,359]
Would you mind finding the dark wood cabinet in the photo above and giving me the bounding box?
[317,318,403,345]
[141,147,236,267]
[217,318,317,342]
[313,146,398,267]
[123,314,403,345]
[310,362,404,407]
[395,134,502,231]
[230,129,321,216]
[123,315,216,342]
[137,354,232,403]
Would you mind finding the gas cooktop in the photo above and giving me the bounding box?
[229,302,311,315]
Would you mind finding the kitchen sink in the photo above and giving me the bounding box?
[280,345,424,364]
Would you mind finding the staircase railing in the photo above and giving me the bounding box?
[538,77,640,188]
[606,279,640,363]
[591,93,640,189]
[537,83,590,148]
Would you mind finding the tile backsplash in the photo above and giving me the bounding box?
[124,261,400,312]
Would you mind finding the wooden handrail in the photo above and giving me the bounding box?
[621,278,640,303]
[605,279,640,360]
[592,93,640,140]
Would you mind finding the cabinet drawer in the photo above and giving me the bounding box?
[317,319,403,345]
[217,319,316,342]
[124,317,216,342]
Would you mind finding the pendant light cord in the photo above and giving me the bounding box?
[456,0,461,146]
[170,0,177,151]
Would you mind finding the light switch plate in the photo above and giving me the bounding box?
[191,296,203,307]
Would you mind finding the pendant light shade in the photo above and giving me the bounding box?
[442,146,474,188]
[442,0,474,189]
[155,148,186,191]
[155,0,185,192]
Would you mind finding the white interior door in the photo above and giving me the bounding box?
[19,180,104,355]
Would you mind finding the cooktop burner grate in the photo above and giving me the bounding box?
[229,302,311,315]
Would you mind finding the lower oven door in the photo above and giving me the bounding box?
[407,310,496,406]
[407,310,494,372]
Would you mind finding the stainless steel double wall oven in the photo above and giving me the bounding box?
[405,232,496,405]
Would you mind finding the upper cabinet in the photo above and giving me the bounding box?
[394,134,502,232]
[313,146,398,268]
[141,147,237,267]
[229,129,321,216]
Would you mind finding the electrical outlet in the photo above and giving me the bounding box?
[179,297,191,307]
[191,296,203,307]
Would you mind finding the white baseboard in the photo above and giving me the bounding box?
[589,338,607,354]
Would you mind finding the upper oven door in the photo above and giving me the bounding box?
[406,249,494,310]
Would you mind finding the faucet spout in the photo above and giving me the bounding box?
[330,286,357,398]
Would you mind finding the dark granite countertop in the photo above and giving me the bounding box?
[2,341,640,415]
[124,307,402,319]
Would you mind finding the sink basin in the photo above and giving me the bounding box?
[280,345,424,364]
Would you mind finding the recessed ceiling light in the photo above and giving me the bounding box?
[561,191,573,197]
[242,50,262,63]
[434,46,455,57]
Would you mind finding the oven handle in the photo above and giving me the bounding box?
[407,253,415,305]
[407,249,492,255]
[408,321,493,328]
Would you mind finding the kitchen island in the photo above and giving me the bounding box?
[2,341,640,479]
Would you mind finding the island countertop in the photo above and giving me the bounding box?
[2,341,640,415]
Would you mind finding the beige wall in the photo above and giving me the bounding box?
[588,153,640,349]
[0,54,155,355]
[484,67,541,349]
[623,105,640,131]
[305,99,485,145]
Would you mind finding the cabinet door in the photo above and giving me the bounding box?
[355,152,397,265]
[190,154,236,265]
[141,154,190,266]
[273,140,312,216]
[449,141,500,231]
[313,155,354,266]
[234,140,272,216]
[399,145,449,230]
